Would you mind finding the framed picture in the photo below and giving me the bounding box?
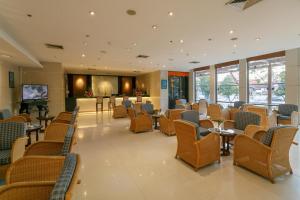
[8,71,14,88]
[161,79,167,89]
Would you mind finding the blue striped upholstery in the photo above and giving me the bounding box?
[278,104,298,116]
[123,100,133,109]
[234,112,260,131]
[61,126,75,156]
[142,103,154,114]
[233,101,245,109]
[0,122,25,151]
[0,109,12,120]
[50,153,77,200]
[181,110,210,138]
[0,150,11,165]
[261,126,290,146]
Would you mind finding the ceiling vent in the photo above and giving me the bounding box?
[136,54,149,58]
[45,43,64,50]
[226,0,263,10]
[189,61,201,64]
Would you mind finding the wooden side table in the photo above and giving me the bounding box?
[152,115,160,130]
[26,125,42,146]
[36,116,55,130]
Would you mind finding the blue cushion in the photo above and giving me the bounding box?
[61,126,75,156]
[234,112,260,131]
[50,153,77,200]
[278,115,291,120]
[0,122,25,151]
[233,101,245,109]
[260,126,290,146]
[123,100,132,109]
[198,127,211,137]
[142,104,154,114]
[0,150,11,165]
[181,110,199,125]
[0,109,12,120]
[278,104,298,116]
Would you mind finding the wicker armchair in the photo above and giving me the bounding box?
[272,104,299,126]
[141,103,160,115]
[24,125,76,156]
[174,120,220,171]
[128,108,152,133]
[0,153,80,200]
[223,111,261,131]
[207,104,224,123]
[52,107,79,125]
[0,109,31,122]
[159,109,185,136]
[1,116,27,123]
[198,99,208,115]
[113,105,128,118]
[233,126,298,183]
[233,101,246,109]
[191,103,199,112]
[44,123,72,142]
[222,107,240,121]
[0,122,27,179]
[244,105,273,129]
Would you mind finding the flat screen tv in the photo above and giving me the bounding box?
[22,84,48,101]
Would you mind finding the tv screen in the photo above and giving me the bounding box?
[22,84,48,100]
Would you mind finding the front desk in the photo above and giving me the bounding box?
[76,96,160,112]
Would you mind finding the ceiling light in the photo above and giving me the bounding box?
[208,38,213,41]
[179,39,184,44]
[81,53,86,58]
[233,44,237,48]
[1,54,11,58]
[169,40,174,44]
[132,43,137,46]
[152,25,158,30]
[26,14,32,18]
[230,37,238,41]
[229,30,234,34]
[255,37,261,41]
[89,11,95,16]
[126,9,136,16]
[85,34,90,38]
[168,11,174,16]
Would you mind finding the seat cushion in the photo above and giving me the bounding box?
[198,127,210,137]
[278,115,291,120]
[0,150,11,165]
[260,126,289,146]
[0,122,25,151]
[50,154,77,200]
[278,104,298,116]
[181,110,199,124]
[61,126,75,156]
[234,112,260,131]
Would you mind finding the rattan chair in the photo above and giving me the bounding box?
[223,111,261,131]
[113,105,128,118]
[159,109,185,136]
[52,107,79,125]
[174,120,220,171]
[222,107,240,122]
[0,153,80,200]
[272,104,299,126]
[44,123,72,142]
[207,104,224,123]
[198,99,208,115]
[244,105,273,129]
[234,126,298,183]
[191,103,199,112]
[128,108,152,133]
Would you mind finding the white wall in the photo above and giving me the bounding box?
[0,61,20,113]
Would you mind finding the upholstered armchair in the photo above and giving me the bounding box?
[223,111,261,131]
[234,126,298,183]
[1,116,27,123]
[159,109,185,136]
[123,99,133,109]
[222,107,240,121]
[24,125,76,156]
[0,109,31,122]
[207,104,225,124]
[244,105,275,129]
[0,153,80,200]
[0,122,27,179]
[174,120,220,171]
[180,110,214,137]
[52,108,79,125]
[113,105,128,118]
[141,103,160,115]
[233,101,246,109]
[127,108,152,133]
[44,123,72,142]
[272,104,299,126]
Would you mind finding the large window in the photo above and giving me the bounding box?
[248,52,286,107]
[216,62,239,108]
[194,68,210,102]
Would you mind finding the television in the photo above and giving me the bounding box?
[22,84,48,101]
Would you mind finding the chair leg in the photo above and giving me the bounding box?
[269,178,275,184]
[194,167,199,172]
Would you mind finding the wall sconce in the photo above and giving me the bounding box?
[76,78,84,88]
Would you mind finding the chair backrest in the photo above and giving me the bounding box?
[233,101,246,109]
[207,104,223,121]
[246,106,268,128]
[127,108,136,120]
[45,123,72,142]
[234,111,261,130]
[0,109,12,120]
[133,103,142,114]
[169,109,185,121]
[181,110,199,125]
[174,120,197,146]
[61,126,76,155]
[136,96,142,102]
[2,116,27,123]
[123,100,133,109]
[97,96,103,104]
[141,103,154,114]
[191,103,199,112]
[49,153,79,200]
[0,122,25,150]
[175,104,185,109]
[278,104,298,116]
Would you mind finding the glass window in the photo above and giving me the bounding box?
[248,56,286,107]
[194,70,210,102]
[216,64,239,108]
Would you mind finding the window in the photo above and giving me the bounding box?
[247,52,286,107]
[216,62,239,108]
[194,69,210,102]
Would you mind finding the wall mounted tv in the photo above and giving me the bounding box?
[22,84,48,101]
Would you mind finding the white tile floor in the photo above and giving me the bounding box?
[72,111,300,200]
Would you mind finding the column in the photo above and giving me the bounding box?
[239,59,247,102]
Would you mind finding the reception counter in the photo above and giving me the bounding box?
[76,96,160,112]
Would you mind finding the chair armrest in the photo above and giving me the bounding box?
[199,119,214,129]
[223,120,235,129]
[234,134,271,164]
[11,137,28,162]
[136,114,152,124]
[0,181,55,200]
[244,125,265,138]
[6,156,65,184]
[268,112,278,128]
[291,111,300,126]
[24,141,64,156]
[195,132,220,154]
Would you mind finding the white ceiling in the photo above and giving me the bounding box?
[0,0,300,73]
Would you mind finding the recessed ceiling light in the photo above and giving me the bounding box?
[168,11,174,16]
[230,37,238,41]
[179,39,184,44]
[208,38,213,41]
[229,30,234,34]
[255,37,261,41]
[233,44,237,48]
[89,11,95,16]
[100,50,107,54]
[152,25,158,30]
[132,43,137,46]
[81,53,86,58]
[126,9,136,16]
[1,54,11,58]
[26,14,32,18]
[169,40,174,44]
[85,34,90,38]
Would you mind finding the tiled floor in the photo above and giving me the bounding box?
[72,111,300,200]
